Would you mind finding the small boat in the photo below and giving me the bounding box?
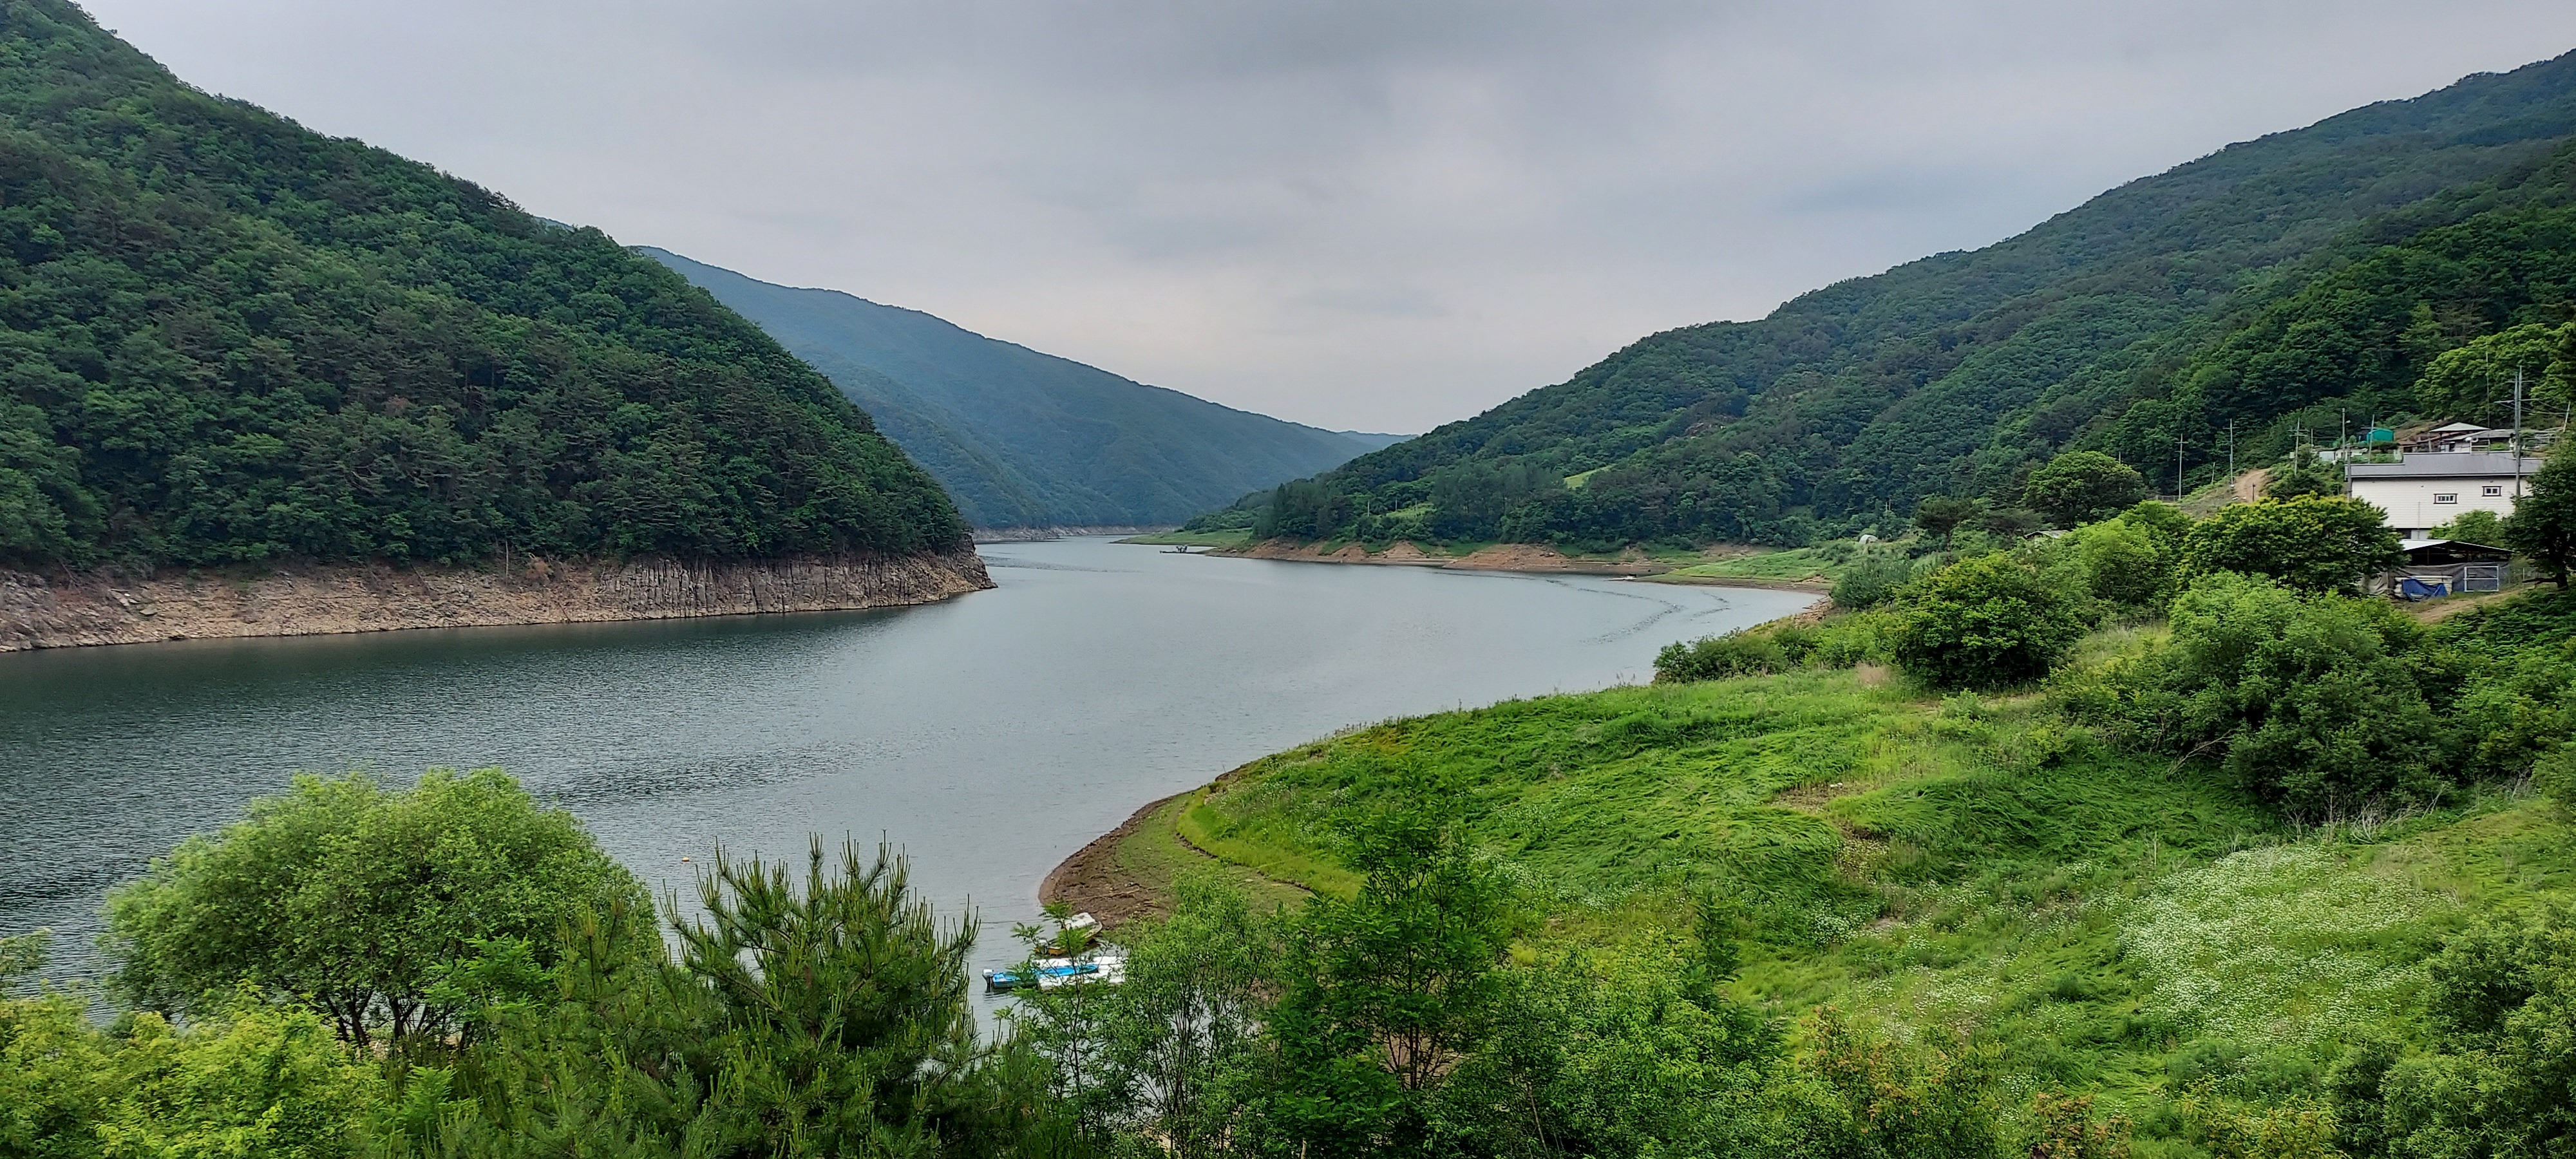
[985,953,1128,992]
[1038,912,1100,956]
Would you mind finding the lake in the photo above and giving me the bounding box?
[0,538,1816,994]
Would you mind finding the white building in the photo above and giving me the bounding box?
[2344,451,2545,537]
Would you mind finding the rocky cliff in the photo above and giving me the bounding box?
[0,550,993,652]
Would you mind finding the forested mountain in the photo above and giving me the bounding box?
[0,1,968,570]
[643,249,1391,530]
[1220,50,2576,549]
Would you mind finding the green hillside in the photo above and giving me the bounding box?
[1212,50,2576,549]
[644,249,1388,529]
[0,1,967,570]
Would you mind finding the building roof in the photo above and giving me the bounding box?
[2397,538,2515,563]
[2344,452,2546,480]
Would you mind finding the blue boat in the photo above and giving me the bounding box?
[984,960,1099,992]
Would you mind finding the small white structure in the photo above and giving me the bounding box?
[2344,451,2544,538]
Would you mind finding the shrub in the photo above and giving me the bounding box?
[1886,552,2092,690]
[1654,625,1812,683]
[2180,496,2404,593]
[2024,451,2150,528]
[2430,507,2508,545]
[2263,447,2343,500]
[1832,555,1917,610]
[2070,516,2172,610]
[2380,909,2576,1158]
[2056,573,2451,813]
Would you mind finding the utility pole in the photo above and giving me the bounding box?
[2227,420,2236,477]
[2514,368,2527,499]
[2175,429,2186,501]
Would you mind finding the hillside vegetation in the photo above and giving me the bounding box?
[647,249,1388,530]
[1032,457,2576,1158]
[1204,50,2576,550]
[0,2,967,570]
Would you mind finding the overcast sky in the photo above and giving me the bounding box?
[83,1,2576,433]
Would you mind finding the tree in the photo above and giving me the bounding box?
[2510,442,2576,585]
[2181,496,2404,594]
[1914,496,1983,545]
[2432,507,2510,545]
[2263,447,2344,501]
[2413,321,2573,427]
[446,840,1072,1157]
[2023,451,2148,527]
[1264,811,1515,1158]
[2070,516,2172,609]
[104,769,645,1048]
[1887,552,2092,689]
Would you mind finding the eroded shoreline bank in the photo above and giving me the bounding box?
[0,547,994,652]
[1202,537,1835,592]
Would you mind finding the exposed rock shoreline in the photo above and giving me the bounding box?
[1213,537,1661,574]
[0,547,994,652]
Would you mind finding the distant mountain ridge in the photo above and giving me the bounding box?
[643,249,1387,529]
[1212,48,2576,550]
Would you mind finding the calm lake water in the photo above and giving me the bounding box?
[0,538,1815,993]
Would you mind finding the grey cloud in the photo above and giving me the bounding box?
[82,0,2576,431]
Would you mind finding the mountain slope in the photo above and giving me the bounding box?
[1224,50,2576,548]
[0,1,967,569]
[643,249,1386,529]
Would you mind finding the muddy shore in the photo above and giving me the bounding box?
[1211,537,1835,594]
[0,547,994,652]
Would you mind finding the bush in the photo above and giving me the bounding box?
[2070,516,2172,610]
[1886,552,2092,690]
[2380,909,2576,1158]
[2024,451,2150,528]
[2430,507,2508,545]
[2181,496,2404,593]
[2056,573,2452,813]
[1832,555,1917,610]
[1655,625,1814,683]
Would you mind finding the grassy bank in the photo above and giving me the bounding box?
[1082,653,2576,1125]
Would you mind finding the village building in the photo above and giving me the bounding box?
[2374,538,2516,598]
[2344,450,2545,538]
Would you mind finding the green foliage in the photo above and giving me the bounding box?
[102,768,645,1048]
[2025,451,2150,528]
[1183,57,2576,552]
[0,929,45,986]
[0,4,965,567]
[2056,573,2450,813]
[437,841,1072,1157]
[2510,440,2576,583]
[2181,497,2405,594]
[0,994,388,1159]
[1260,813,1518,1157]
[1915,496,1984,543]
[2378,908,2576,1158]
[1888,552,2093,689]
[2070,514,2176,609]
[2412,320,2575,425]
[1832,552,1918,609]
[649,249,1382,530]
[2264,448,2345,501]
[1655,624,1817,683]
[1792,1010,2003,1159]
[2428,507,2508,544]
